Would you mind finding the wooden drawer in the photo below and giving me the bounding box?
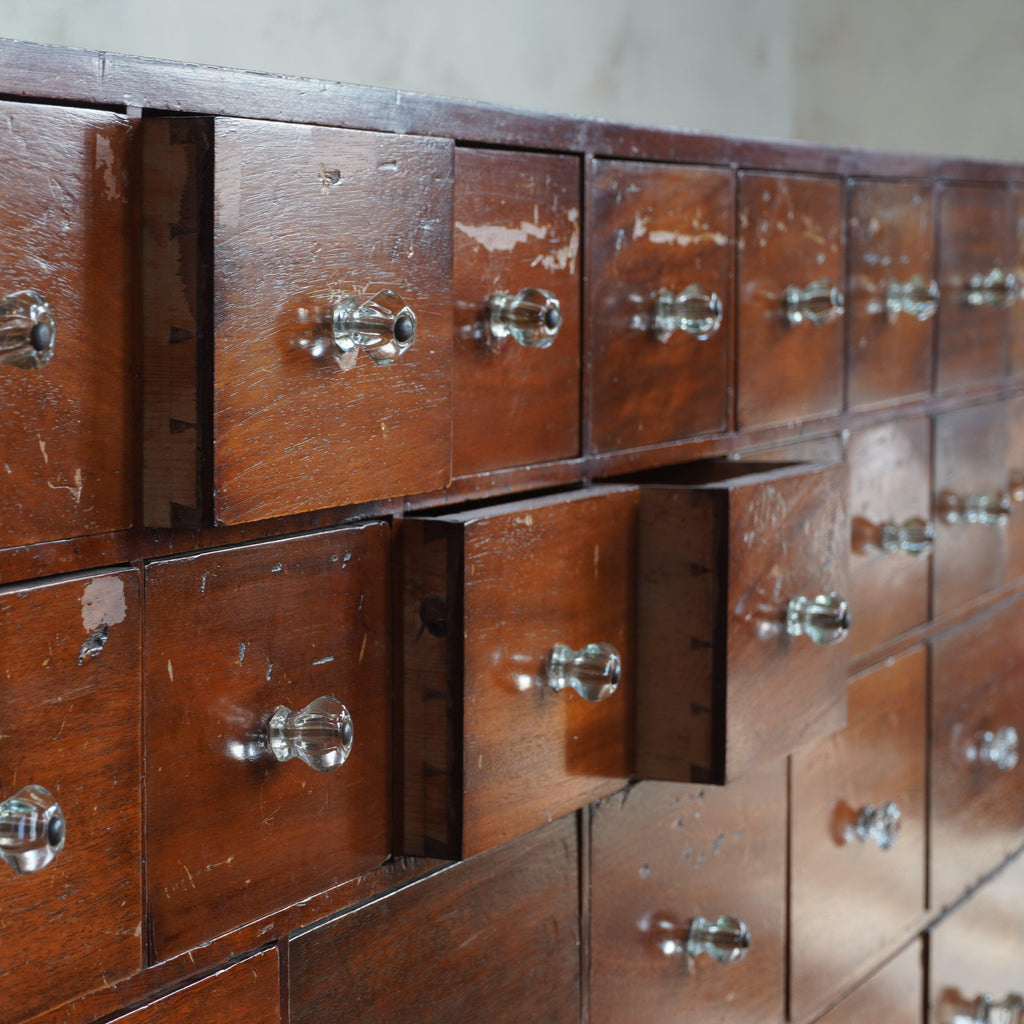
[0,100,133,549]
[636,461,848,783]
[933,401,1010,617]
[929,851,1024,1024]
[848,418,932,659]
[815,941,923,1024]
[931,596,1024,910]
[141,116,453,527]
[289,815,580,1024]
[400,486,636,858]
[144,524,391,960]
[937,184,1016,393]
[452,147,580,476]
[1,569,141,1023]
[790,648,927,1020]
[589,768,787,1024]
[737,172,844,429]
[586,159,733,452]
[102,949,279,1024]
[847,179,935,410]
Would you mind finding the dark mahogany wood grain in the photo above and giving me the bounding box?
[0,569,142,1023]
[847,418,932,659]
[289,815,580,1024]
[815,941,922,1024]
[930,595,1024,910]
[452,147,581,476]
[144,524,391,960]
[0,100,133,549]
[790,649,927,1020]
[847,180,935,409]
[637,461,848,783]
[400,487,636,858]
[104,949,279,1024]
[737,172,844,429]
[589,769,787,1024]
[586,159,733,452]
[936,184,1015,393]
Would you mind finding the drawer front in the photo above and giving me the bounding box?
[401,487,636,858]
[929,851,1024,1024]
[848,418,932,659]
[142,116,453,527]
[937,184,1015,393]
[931,596,1024,910]
[145,524,391,959]
[816,941,923,1024]
[0,100,133,549]
[1,569,141,1022]
[847,179,935,409]
[1006,393,1024,581]
[933,401,1009,617]
[586,159,732,451]
[589,769,787,1024]
[452,147,580,475]
[637,461,848,783]
[290,815,580,1024]
[106,949,279,1024]
[790,648,927,1020]
[737,172,844,429]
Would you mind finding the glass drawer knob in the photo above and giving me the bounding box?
[938,489,1011,526]
[950,994,1024,1024]
[546,642,621,702]
[965,726,1019,772]
[685,915,751,964]
[785,593,850,645]
[652,284,724,342]
[966,267,1018,309]
[878,517,935,555]
[0,784,66,874]
[332,288,416,365]
[488,287,562,348]
[885,275,939,322]
[267,695,353,772]
[844,801,901,850]
[0,290,56,369]
[784,279,844,327]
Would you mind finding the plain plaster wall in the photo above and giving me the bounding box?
[3,0,1023,159]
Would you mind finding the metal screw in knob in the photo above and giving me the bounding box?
[0,290,56,370]
[332,288,417,365]
[844,801,901,850]
[546,642,621,702]
[785,593,850,646]
[0,784,66,874]
[266,695,353,772]
[965,726,1019,773]
[488,287,562,348]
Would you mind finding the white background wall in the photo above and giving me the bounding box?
[3,0,1023,159]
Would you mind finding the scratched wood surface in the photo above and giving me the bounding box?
[143,523,391,960]
[452,147,581,476]
[0,100,133,549]
[589,768,787,1024]
[586,159,733,452]
[737,171,844,430]
[637,462,848,783]
[0,569,142,1023]
[816,941,922,1024]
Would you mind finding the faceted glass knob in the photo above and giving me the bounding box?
[546,642,621,702]
[332,288,416,365]
[0,290,56,370]
[885,275,939,322]
[879,517,935,556]
[785,593,851,645]
[267,695,353,772]
[951,994,1024,1024]
[965,726,1019,772]
[784,279,844,327]
[966,267,1019,309]
[844,801,901,850]
[0,784,66,874]
[488,287,562,348]
[685,915,751,964]
[652,284,724,342]
[938,489,1012,526]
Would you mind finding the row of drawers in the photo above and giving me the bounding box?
[4,100,1024,548]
